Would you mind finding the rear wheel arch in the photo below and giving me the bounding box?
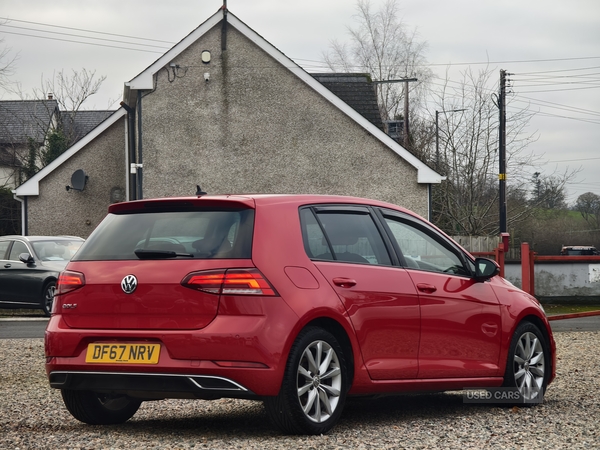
[302,317,355,388]
[265,324,349,434]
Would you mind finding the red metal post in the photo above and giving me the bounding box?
[521,242,532,294]
[500,232,510,253]
[529,248,536,297]
[495,245,505,278]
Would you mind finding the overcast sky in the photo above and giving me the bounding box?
[1,0,599,204]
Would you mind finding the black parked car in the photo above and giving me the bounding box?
[0,235,84,316]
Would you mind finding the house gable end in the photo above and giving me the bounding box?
[123,10,442,185]
[14,108,127,196]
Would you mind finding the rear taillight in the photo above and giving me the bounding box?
[56,270,86,295]
[182,269,277,296]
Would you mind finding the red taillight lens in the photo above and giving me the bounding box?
[56,270,86,295]
[182,269,277,296]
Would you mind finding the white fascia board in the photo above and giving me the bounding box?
[13,108,127,197]
[226,14,444,185]
[126,12,223,90]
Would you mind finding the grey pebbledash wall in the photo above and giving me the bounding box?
[140,24,427,214]
[27,119,126,238]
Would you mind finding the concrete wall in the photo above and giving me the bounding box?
[505,261,600,301]
[139,24,428,216]
[27,118,126,238]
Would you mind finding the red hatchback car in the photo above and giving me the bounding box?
[45,194,555,434]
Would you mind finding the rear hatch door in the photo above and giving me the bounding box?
[58,199,255,330]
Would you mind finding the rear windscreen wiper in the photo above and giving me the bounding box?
[134,249,194,259]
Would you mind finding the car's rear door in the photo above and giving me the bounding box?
[302,206,420,380]
[58,205,255,331]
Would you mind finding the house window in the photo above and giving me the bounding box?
[384,120,403,140]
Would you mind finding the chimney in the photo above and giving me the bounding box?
[48,93,53,100]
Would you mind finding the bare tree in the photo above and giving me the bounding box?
[431,66,574,235]
[0,30,17,91]
[5,68,108,175]
[33,68,107,113]
[323,0,433,123]
[574,192,600,229]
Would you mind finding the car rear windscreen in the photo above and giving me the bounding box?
[73,209,254,261]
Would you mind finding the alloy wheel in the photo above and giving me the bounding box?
[512,331,546,400]
[296,340,342,423]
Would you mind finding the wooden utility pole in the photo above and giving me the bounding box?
[498,69,507,233]
[373,78,417,148]
[403,80,410,148]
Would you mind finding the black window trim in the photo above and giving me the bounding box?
[299,204,398,266]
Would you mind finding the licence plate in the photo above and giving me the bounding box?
[85,343,161,364]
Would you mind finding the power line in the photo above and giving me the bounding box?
[0,24,171,49]
[512,95,600,117]
[514,73,600,81]
[516,66,600,75]
[423,56,600,67]
[0,16,175,44]
[516,85,600,94]
[547,156,600,163]
[3,17,600,69]
[0,30,164,54]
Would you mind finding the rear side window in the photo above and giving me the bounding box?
[300,207,391,265]
[74,209,254,261]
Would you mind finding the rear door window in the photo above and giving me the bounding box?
[74,209,254,261]
[300,206,391,265]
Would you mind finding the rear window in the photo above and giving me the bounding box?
[74,209,254,261]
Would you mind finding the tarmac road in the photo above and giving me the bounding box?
[0,318,49,339]
[1,315,599,339]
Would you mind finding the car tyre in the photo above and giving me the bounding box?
[502,321,550,403]
[264,326,347,435]
[41,281,56,317]
[61,389,142,425]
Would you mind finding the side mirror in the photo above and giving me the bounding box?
[19,253,35,265]
[474,257,500,281]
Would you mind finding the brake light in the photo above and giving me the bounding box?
[56,270,86,295]
[182,269,277,296]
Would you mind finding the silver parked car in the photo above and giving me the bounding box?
[0,235,84,316]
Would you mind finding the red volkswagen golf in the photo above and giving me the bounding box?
[45,194,555,434]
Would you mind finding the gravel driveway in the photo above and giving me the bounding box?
[1,332,597,449]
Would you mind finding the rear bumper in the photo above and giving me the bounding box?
[48,370,257,400]
[45,295,301,397]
